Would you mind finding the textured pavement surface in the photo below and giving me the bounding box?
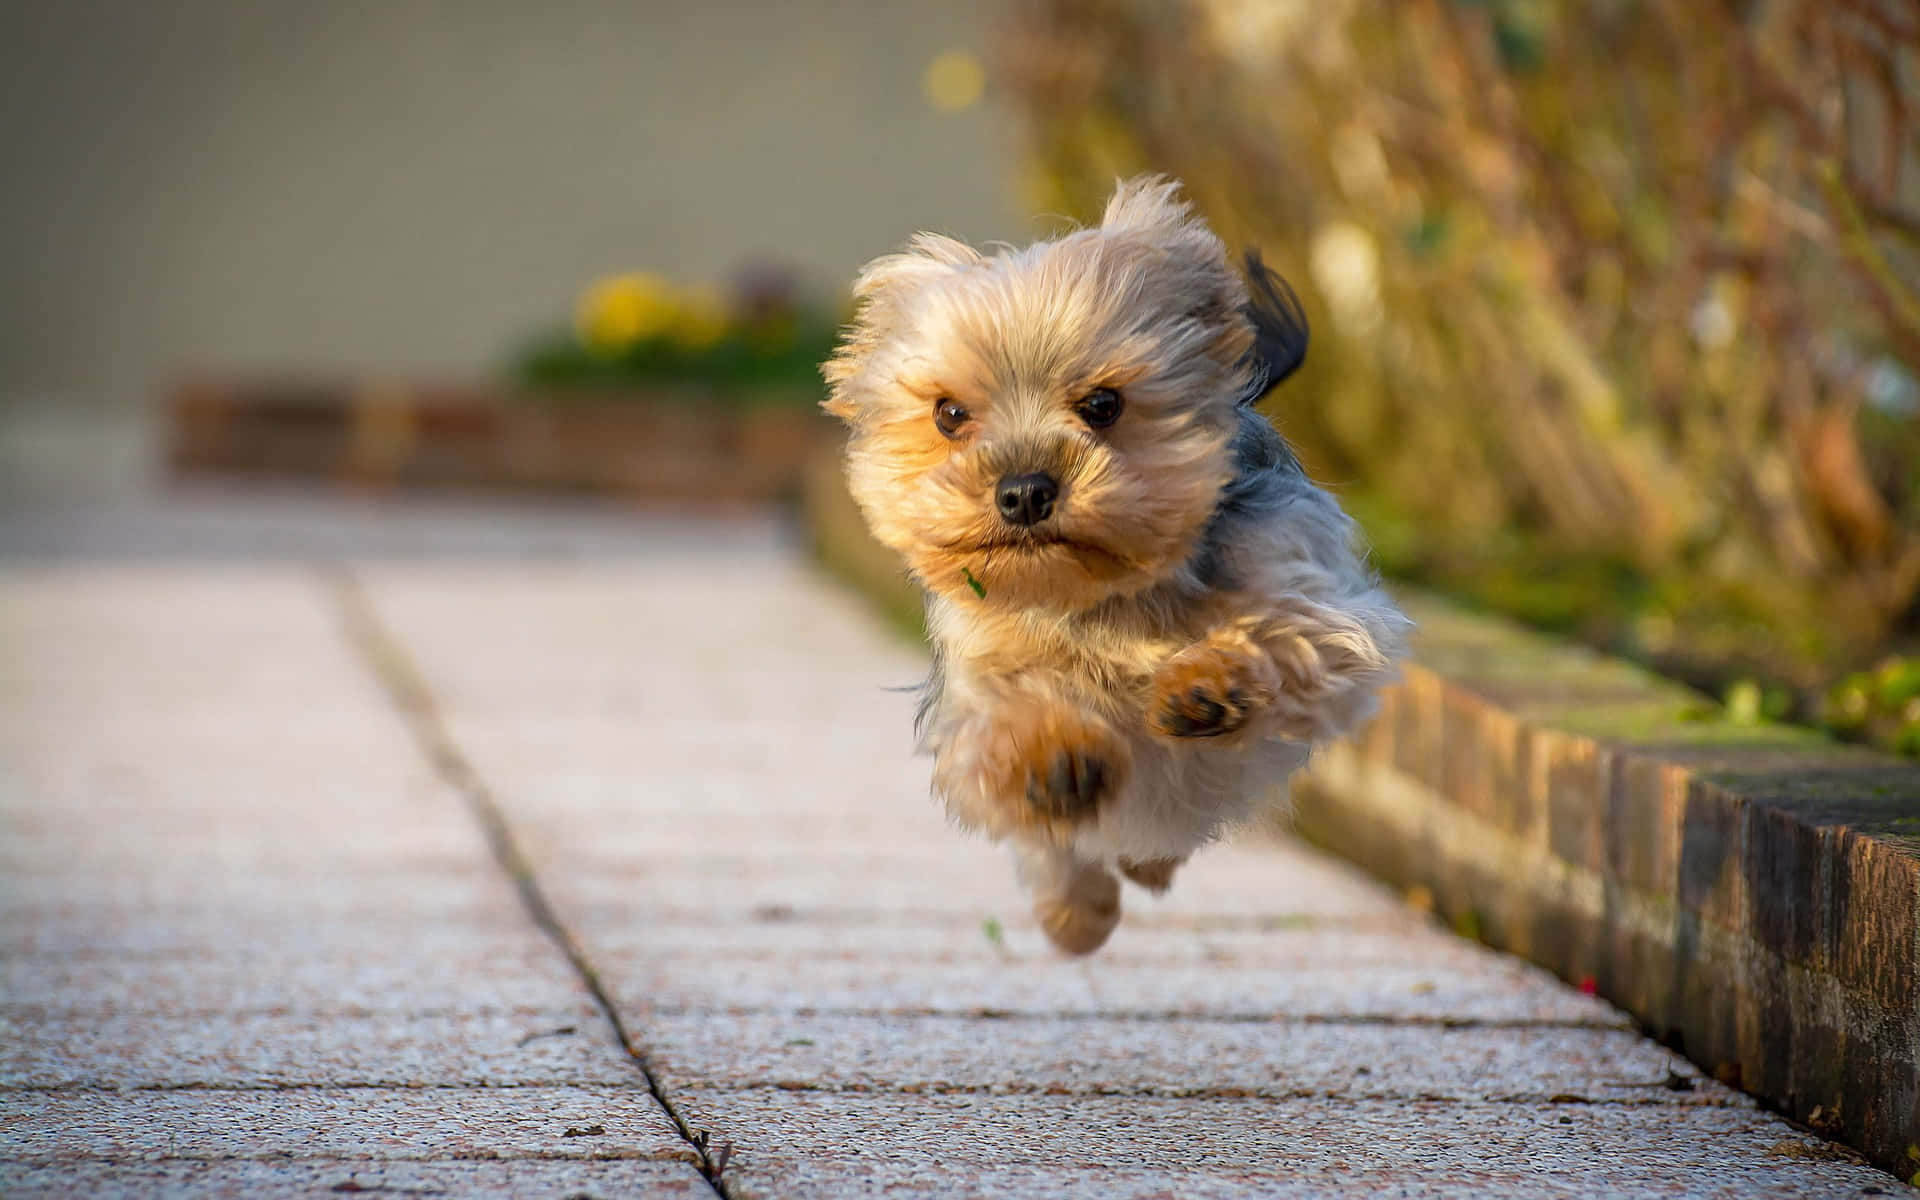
[2,489,1911,1198]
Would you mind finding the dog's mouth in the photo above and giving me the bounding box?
[949,530,1135,574]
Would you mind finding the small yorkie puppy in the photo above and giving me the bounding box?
[823,177,1411,955]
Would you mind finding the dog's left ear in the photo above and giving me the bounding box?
[822,233,982,422]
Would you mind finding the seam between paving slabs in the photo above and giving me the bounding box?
[327,569,736,1198]
[0,1076,1737,1105]
[616,1005,1634,1031]
[0,1004,1633,1029]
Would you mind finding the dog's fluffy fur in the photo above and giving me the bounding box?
[824,177,1411,954]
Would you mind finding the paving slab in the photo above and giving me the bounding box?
[594,951,1630,1026]
[532,842,1411,921]
[636,1011,1724,1103]
[0,562,693,1194]
[577,911,1422,959]
[0,1010,629,1089]
[0,1087,687,1163]
[0,908,555,989]
[0,902,570,958]
[0,1159,714,1200]
[1,939,600,1018]
[685,1092,1897,1200]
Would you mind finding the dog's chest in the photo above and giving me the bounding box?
[1016,607,1211,712]
[933,588,1231,720]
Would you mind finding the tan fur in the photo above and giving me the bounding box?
[1028,855,1122,956]
[824,177,1412,956]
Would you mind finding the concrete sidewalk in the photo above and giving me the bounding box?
[1,493,1910,1197]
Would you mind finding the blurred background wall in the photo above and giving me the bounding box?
[0,0,1020,415]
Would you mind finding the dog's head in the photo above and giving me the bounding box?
[823,177,1305,613]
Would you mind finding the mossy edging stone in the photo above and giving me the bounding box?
[799,444,1920,1178]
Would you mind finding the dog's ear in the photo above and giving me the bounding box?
[822,233,982,421]
[1235,249,1310,406]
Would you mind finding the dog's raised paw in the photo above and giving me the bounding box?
[1150,636,1279,741]
[1156,682,1253,738]
[1026,745,1115,820]
[938,700,1131,844]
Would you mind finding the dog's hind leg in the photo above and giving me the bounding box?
[1018,846,1122,955]
[1117,855,1186,894]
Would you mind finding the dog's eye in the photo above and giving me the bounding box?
[1076,387,1124,429]
[933,398,970,438]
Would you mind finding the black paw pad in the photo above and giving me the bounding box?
[1158,685,1248,738]
[1027,751,1111,818]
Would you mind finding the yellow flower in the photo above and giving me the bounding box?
[669,285,730,352]
[575,273,677,354]
[924,49,984,113]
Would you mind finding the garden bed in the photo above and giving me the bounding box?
[165,375,831,502]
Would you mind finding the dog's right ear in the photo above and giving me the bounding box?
[1235,249,1309,406]
[822,233,981,422]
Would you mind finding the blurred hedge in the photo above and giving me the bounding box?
[1003,0,1920,739]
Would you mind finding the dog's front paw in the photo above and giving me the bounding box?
[1150,633,1280,741]
[937,701,1131,845]
[1025,739,1117,822]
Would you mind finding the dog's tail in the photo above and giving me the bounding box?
[1236,249,1310,408]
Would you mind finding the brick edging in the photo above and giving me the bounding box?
[1292,602,1919,1179]
[797,443,1920,1180]
[164,375,830,501]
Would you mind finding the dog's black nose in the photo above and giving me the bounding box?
[995,472,1059,527]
